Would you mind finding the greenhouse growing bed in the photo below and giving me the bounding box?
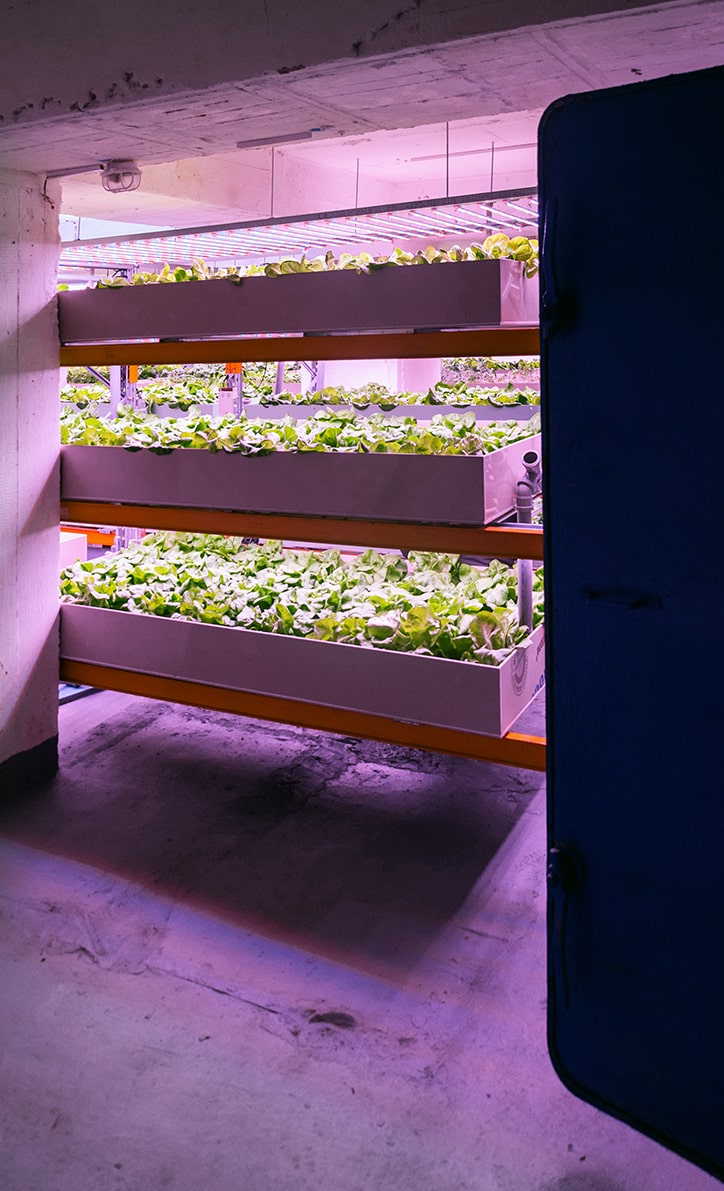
[60,605,544,738]
[59,535,545,738]
[57,257,538,344]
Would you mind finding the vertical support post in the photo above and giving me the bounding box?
[300,361,316,394]
[108,273,129,417]
[516,448,542,632]
[223,362,243,416]
[109,364,122,416]
[233,371,243,418]
[517,557,533,633]
[112,367,141,548]
[124,363,141,410]
[0,169,61,784]
[114,526,144,551]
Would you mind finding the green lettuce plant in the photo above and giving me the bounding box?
[60,384,110,407]
[140,379,219,411]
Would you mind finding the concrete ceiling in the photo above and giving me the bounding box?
[3,0,721,228]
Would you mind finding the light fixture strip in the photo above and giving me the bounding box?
[396,211,456,234]
[502,201,538,218]
[59,192,538,269]
[457,206,522,230]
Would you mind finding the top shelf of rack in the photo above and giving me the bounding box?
[57,258,539,346]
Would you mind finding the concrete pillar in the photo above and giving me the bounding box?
[0,170,60,787]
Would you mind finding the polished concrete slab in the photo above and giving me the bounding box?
[0,690,718,1191]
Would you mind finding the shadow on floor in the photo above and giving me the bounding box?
[0,693,545,975]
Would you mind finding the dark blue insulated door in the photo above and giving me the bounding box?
[540,65,724,1182]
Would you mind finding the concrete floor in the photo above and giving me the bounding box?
[0,690,719,1191]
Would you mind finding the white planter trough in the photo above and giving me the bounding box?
[149,402,219,419]
[61,433,541,526]
[57,259,538,344]
[60,605,545,738]
[244,403,540,423]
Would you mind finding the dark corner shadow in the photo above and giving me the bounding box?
[0,695,545,974]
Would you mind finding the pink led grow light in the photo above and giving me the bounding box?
[59,189,538,273]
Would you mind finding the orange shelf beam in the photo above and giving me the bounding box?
[59,501,544,559]
[59,660,547,772]
[59,327,540,368]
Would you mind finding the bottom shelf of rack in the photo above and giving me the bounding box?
[59,660,547,772]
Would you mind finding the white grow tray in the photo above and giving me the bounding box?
[243,403,540,422]
[60,433,541,526]
[60,605,545,738]
[57,258,539,344]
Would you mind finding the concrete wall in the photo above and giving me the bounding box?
[0,171,60,777]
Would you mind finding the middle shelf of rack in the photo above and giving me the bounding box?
[59,499,544,558]
[60,425,541,529]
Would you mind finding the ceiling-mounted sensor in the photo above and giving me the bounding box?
[101,160,142,193]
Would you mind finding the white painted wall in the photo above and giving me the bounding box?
[0,171,60,771]
[270,151,399,219]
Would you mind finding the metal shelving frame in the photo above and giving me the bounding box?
[59,317,545,772]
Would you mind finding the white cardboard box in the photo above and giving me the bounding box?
[60,604,545,738]
[59,530,88,570]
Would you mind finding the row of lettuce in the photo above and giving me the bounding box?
[61,377,540,413]
[89,235,539,288]
[60,407,540,455]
